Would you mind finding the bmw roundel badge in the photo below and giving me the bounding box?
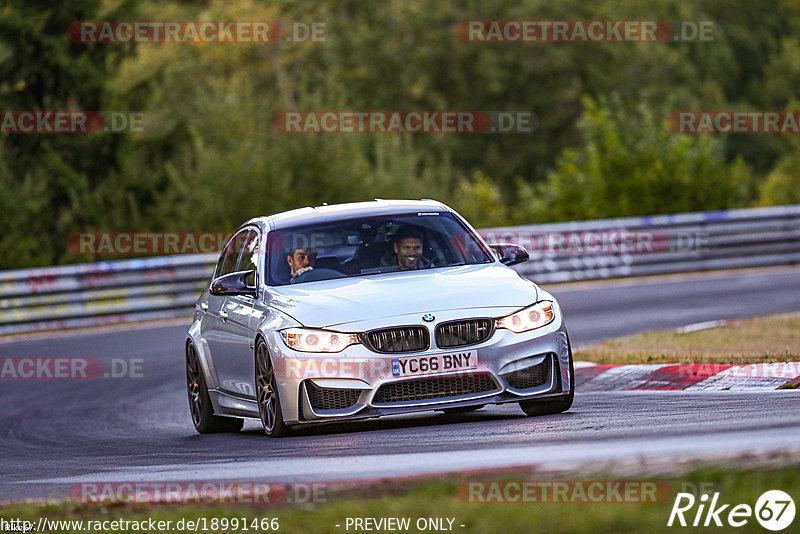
[422,314,435,322]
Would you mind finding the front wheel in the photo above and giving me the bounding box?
[186,343,243,433]
[255,339,289,437]
[519,337,574,417]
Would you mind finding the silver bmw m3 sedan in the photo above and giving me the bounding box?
[185,199,574,436]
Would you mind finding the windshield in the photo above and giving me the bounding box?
[267,211,493,286]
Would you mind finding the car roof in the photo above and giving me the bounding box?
[239,199,453,232]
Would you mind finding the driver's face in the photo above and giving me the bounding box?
[394,237,423,270]
[287,249,315,274]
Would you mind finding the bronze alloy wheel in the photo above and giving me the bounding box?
[255,339,288,437]
[186,342,243,433]
[186,344,203,427]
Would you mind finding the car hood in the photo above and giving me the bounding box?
[266,263,539,328]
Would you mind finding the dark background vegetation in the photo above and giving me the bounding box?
[1,0,798,268]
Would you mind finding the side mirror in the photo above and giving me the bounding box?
[488,243,529,266]
[211,270,257,297]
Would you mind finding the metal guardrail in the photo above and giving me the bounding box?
[1,205,798,335]
[481,204,800,283]
[0,255,216,335]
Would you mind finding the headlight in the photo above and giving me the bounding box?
[280,328,360,353]
[496,301,555,333]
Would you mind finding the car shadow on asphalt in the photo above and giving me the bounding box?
[234,407,571,439]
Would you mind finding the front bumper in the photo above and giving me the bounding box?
[269,305,571,425]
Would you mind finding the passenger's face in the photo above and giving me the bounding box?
[287,249,315,274]
[394,237,423,270]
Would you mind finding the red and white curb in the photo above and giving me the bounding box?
[575,361,800,391]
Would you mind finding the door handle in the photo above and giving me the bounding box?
[219,310,229,321]
[200,303,208,312]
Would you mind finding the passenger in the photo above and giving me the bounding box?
[382,227,431,270]
[287,248,316,283]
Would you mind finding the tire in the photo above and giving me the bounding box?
[255,339,289,437]
[186,342,243,433]
[519,336,575,417]
[442,405,485,414]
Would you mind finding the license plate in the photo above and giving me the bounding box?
[391,351,477,377]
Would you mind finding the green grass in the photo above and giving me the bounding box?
[2,465,799,533]
[576,313,800,364]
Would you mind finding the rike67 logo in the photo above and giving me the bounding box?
[668,490,795,530]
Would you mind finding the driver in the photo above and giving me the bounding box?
[287,248,316,283]
[382,227,431,270]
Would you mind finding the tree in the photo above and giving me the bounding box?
[529,95,754,221]
[758,146,800,206]
[0,0,140,267]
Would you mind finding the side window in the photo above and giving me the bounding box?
[237,230,260,287]
[215,230,249,278]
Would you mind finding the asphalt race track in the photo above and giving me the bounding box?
[2,267,800,502]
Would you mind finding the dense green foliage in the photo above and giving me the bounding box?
[530,96,754,220]
[0,0,798,267]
